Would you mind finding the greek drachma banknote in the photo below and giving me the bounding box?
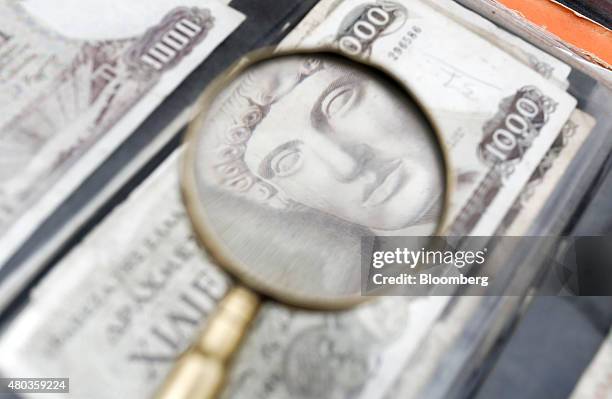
[289,0,577,236]
[0,0,244,267]
[0,152,232,398]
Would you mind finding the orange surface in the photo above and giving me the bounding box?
[497,0,612,68]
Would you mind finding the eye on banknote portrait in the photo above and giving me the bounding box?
[187,52,446,298]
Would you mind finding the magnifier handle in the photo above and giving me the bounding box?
[155,286,260,399]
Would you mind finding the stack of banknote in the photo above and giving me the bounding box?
[0,0,605,398]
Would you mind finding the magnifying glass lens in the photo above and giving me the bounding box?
[183,52,446,308]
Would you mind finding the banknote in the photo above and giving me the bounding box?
[569,328,612,399]
[382,108,597,398]
[0,0,244,268]
[0,152,232,398]
[383,109,597,399]
[288,0,577,236]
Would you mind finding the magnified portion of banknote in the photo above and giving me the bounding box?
[0,0,244,267]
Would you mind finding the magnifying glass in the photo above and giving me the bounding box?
[156,48,450,399]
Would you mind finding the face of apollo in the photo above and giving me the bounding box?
[206,55,444,231]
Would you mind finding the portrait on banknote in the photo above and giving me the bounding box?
[190,53,445,295]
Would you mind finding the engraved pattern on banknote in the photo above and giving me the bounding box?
[125,7,215,76]
[0,39,152,232]
[334,1,408,56]
[448,86,558,235]
[0,7,215,235]
[282,324,372,398]
[496,118,578,234]
[223,297,416,399]
[479,86,558,171]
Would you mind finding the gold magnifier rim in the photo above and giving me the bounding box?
[181,47,454,310]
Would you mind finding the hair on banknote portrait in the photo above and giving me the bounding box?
[188,53,445,296]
